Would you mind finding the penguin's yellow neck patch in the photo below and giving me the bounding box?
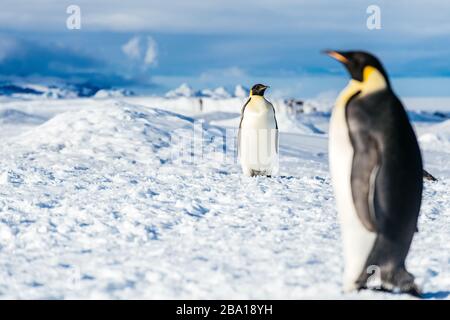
[335,66,387,109]
[336,66,387,107]
[363,66,375,81]
[361,66,387,94]
[246,95,270,113]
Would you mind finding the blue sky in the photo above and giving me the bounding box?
[1,0,450,97]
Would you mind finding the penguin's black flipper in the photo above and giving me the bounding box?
[237,97,251,157]
[348,133,380,232]
[345,93,383,233]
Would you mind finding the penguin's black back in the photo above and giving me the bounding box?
[346,88,422,244]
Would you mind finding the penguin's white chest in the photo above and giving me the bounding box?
[239,96,278,176]
[329,82,376,291]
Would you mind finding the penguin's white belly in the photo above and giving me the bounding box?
[239,101,278,176]
[329,91,377,291]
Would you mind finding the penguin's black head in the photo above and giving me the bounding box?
[323,50,390,86]
[250,84,269,96]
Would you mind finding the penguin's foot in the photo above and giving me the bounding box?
[356,269,422,297]
[242,168,272,177]
[387,269,422,297]
[356,283,422,298]
[241,167,253,177]
[252,171,272,177]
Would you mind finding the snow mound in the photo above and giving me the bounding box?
[94,89,134,99]
[276,111,325,135]
[212,86,231,99]
[15,102,198,166]
[234,85,249,98]
[165,83,196,98]
[0,109,47,125]
[199,87,232,99]
[419,119,450,151]
[166,84,242,99]
[302,97,334,114]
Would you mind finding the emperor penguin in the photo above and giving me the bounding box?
[325,50,423,296]
[238,84,279,177]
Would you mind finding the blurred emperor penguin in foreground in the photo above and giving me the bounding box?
[325,50,423,296]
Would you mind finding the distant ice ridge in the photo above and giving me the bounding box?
[0,83,134,99]
[0,83,77,99]
[165,83,249,99]
[165,83,196,98]
[234,85,248,98]
[93,89,135,98]
[199,87,231,99]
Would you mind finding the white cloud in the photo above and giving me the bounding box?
[122,35,158,68]
[144,37,157,66]
[122,36,141,60]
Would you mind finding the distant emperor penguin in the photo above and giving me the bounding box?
[238,84,279,177]
[325,50,423,296]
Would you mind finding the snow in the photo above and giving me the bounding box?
[0,92,449,299]
[234,85,248,98]
[210,87,231,99]
[165,83,196,98]
[199,87,232,99]
[0,109,47,125]
[165,84,246,99]
[93,89,134,99]
[418,119,450,147]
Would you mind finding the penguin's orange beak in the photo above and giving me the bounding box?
[323,50,349,64]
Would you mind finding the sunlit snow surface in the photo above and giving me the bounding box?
[0,95,448,299]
